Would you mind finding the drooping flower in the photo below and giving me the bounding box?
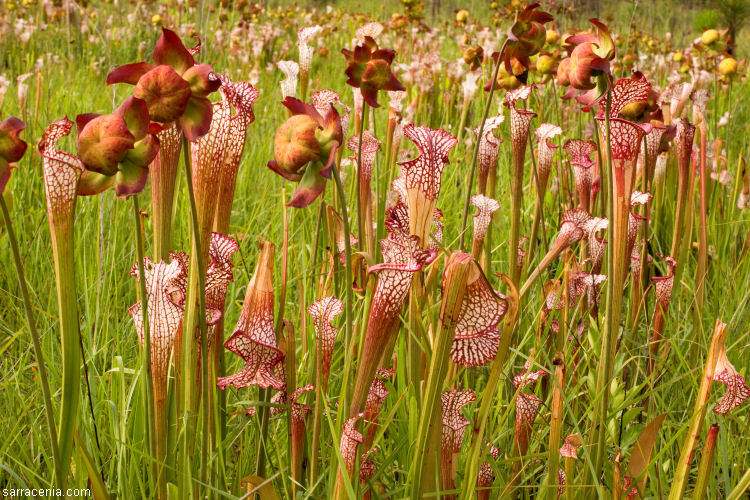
[217,239,285,391]
[470,194,500,260]
[473,114,504,194]
[342,36,406,108]
[308,296,343,390]
[397,124,458,247]
[106,28,221,141]
[277,60,300,99]
[503,3,553,73]
[268,97,343,208]
[76,96,160,198]
[440,389,476,496]
[0,114,27,195]
[564,138,598,212]
[449,256,508,367]
[558,19,615,104]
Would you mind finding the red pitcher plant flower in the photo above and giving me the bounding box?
[470,194,500,261]
[503,2,553,74]
[348,220,437,416]
[440,389,476,498]
[520,208,593,297]
[564,138,598,212]
[106,28,221,141]
[0,114,27,195]
[38,118,85,482]
[76,96,159,198]
[397,124,458,247]
[217,239,285,391]
[473,114,504,195]
[558,19,615,105]
[342,36,405,108]
[268,97,343,208]
[477,441,500,500]
[504,85,537,283]
[128,255,188,492]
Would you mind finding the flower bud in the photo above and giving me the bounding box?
[718,57,737,76]
[77,114,135,175]
[701,29,719,46]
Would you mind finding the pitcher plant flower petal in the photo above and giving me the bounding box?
[342,36,405,108]
[268,96,343,208]
[0,114,27,195]
[106,28,221,141]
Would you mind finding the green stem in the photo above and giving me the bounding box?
[132,195,159,496]
[179,134,210,497]
[1,197,64,489]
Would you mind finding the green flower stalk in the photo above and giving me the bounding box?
[38,118,85,485]
[504,85,537,284]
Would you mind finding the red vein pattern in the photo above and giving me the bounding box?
[308,296,344,382]
[39,118,84,223]
[712,350,750,415]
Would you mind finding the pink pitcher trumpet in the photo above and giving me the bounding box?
[511,356,548,493]
[648,255,676,376]
[477,441,500,500]
[473,114,504,195]
[289,384,314,485]
[564,139,598,212]
[712,344,750,415]
[348,130,381,255]
[534,123,562,196]
[470,194,500,261]
[335,412,366,495]
[669,118,696,263]
[217,239,285,391]
[363,375,390,449]
[308,296,343,391]
[38,118,85,482]
[150,124,182,259]
[520,208,593,297]
[504,85,537,283]
[277,61,299,99]
[129,256,188,491]
[297,26,322,100]
[397,124,458,247]
[440,389,476,499]
[626,190,651,265]
[348,223,436,416]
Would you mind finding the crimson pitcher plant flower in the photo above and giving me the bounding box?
[440,389,476,498]
[0,114,26,195]
[106,28,221,141]
[557,19,615,105]
[76,96,159,198]
[520,208,593,297]
[217,239,285,391]
[38,118,85,485]
[503,3,553,74]
[268,97,343,208]
[341,36,405,108]
[504,85,537,283]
